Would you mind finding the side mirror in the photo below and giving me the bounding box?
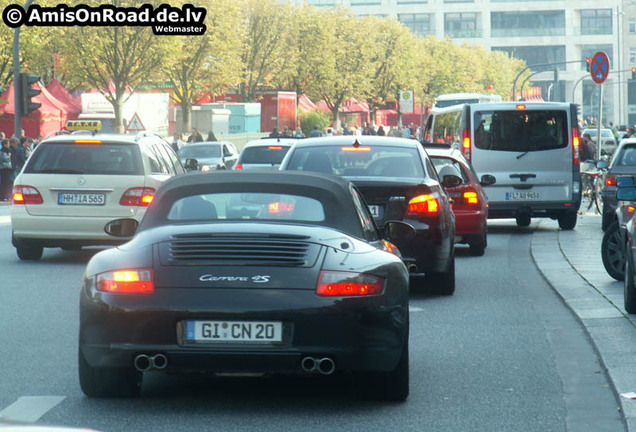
[383,220,417,242]
[104,218,138,237]
[617,186,636,201]
[442,174,463,188]
[597,160,609,170]
[480,174,496,186]
[185,158,199,171]
[617,176,634,188]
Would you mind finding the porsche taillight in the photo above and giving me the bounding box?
[96,269,154,294]
[382,240,402,258]
[12,185,43,204]
[120,187,155,206]
[316,271,385,297]
[406,194,439,216]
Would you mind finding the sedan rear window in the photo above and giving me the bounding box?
[178,144,222,159]
[613,145,636,166]
[474,110,568,152]
[240,146,291,164]
[168,193,325,222]
[286,145,425,178]
[25,143,143,175]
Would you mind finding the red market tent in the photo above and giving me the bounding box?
[46,78,81,115]
[0,81,67,138]
[298,94,318,112]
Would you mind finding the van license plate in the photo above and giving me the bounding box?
[506,192,540,200]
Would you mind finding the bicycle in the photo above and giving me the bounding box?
[581,157,609,214]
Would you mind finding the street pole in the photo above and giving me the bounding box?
[12,0,35,139]
[598,84,603,159]
[511,59,586,101]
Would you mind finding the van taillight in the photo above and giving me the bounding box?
[462,129,471,161]
[572,128,580,165]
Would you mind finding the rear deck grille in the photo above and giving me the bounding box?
[163,235,316,266]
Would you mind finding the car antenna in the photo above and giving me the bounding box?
[352,139,361,148]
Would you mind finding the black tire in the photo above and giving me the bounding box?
[625,244,636,314]
[468,231,487,256]
[353,339,409,402]
[516,214,531,227]
[16,243,43,260]
[427,257,455,295]
[601,208,614,232]
[79,350,142,398]
[601,222,625,281]
[557,211,577,230]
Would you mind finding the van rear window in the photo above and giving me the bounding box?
[474,110,568,152]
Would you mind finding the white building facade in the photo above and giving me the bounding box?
[295,0,636,126]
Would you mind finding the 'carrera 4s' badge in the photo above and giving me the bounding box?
[199,275,271,283]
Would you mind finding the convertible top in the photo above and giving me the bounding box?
[137,171,366,237]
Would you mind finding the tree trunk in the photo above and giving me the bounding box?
[181,99,192,133]
[113,98,125,134]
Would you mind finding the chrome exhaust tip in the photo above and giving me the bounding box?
[408,264,418,273]
[151,354,168,370]
[133,354,151,372]
[301,356,317,372]
[317,358,335,375]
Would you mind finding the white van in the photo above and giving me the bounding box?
[423,102,582,229]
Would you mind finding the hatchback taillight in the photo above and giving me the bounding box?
[316,271,385,297]
[606,176,616,187]
[96,269,154,294]
[120,187,155,206]
[235,163,243,170]
[12,185,43,204]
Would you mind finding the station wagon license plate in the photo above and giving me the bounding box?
[506,192,540,200]
[58,193,105,205]
[185,320,283,343]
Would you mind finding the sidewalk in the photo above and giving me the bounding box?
[532,212,636,431]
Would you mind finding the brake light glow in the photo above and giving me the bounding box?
[462,128,471,161]
[464,191,479,204]
[381,240,402,258]
[316,271,385,297]
[235,164,243,170]
[74,140,101,145]
[516,104,527,110]
[12,185,43,204]
[268,201,294,214]
[406,194,439,216]
[96,269,154,294]
[628,206,635,214]
[606,176,616,187]
[572,128,580,165]
[341,147,371,152]
[268,146,283,150]
[120,187,155,206]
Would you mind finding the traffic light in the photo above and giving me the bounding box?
[20,72,41,116]
[632,67,636,80]
[585,57,591,72]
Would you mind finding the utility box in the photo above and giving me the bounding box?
[260,91,297,134]
[176,107,231,136]
[207,103,261,134]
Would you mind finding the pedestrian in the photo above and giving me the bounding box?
[207,131,218,141]
[309,125,321,138]
[376,125,386,136]
[294,128,305,138]
[362,122,376,135]
[170,133,184,153]
[582,132,596,161]
[10,137,27,180]
[620,127,636,144]
[609,122,619,141]
[402,124,411,138]
[269,127,280,138]
[0,139,12,201]
[325,128,333,136]
[188,128,203,143]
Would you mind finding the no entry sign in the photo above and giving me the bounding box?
[590,51,610,84]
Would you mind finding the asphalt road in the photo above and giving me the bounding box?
[0,205,626,432]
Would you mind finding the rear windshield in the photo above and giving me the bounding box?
[474,110,569,152]
[240,145,291,165]
[178,145,222,159]
[286,145,425,178]
[167,193,325,222]
[24,142,143,175]
[430,156,468,183]
[612,144,636,167]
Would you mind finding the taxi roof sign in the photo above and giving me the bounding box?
[66,120,102,131]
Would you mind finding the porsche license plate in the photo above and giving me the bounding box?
[185,320,283,343]
[58,193,105,205]
[505,192,540,200]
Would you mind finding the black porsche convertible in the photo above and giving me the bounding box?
[79,171,411,401]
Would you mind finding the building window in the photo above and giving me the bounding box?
[492,45,566,72]
[398,13,433,36]
[444,12,480,38]
[491,11,565,37]
[306,0,337,6]
[630,48,636,64]
[350,0,381,4]
[397,0,427,3]
[629,18,636,34]
[580,9,612,35]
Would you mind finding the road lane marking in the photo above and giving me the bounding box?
[0,396,66,423]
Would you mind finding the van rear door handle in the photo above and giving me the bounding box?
[510,173,537,182]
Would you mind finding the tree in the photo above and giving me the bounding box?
[58,0,171,133]
[164,0,243,133]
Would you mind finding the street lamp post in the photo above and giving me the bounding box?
[511,59,587,101]
[12,0,35,139]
